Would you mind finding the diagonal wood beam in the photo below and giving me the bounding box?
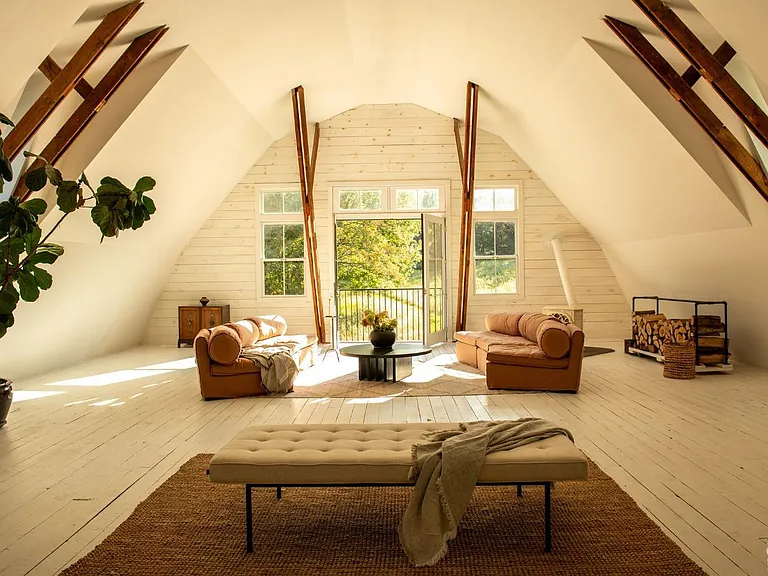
[3,1,142,162]
[681,41,735,87]
[39,56,94,99]
[16,26,168,200]
[291,85,326,344]
[455,81,479,333]
[604,16,768,203]
[453,117,465,183]
[632,0,768,150]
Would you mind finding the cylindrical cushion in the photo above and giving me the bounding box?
[227,320,260,347]
[248,315,288,341]
[536,321,571,359]
[518,313,550,342]
[485,312,523,336]
[208,325,242,365]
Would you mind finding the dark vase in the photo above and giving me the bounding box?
[199,297,210,307]
[370,329,396,349]
[0,379,12,429]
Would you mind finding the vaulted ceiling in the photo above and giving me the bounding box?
[2,0,768,372]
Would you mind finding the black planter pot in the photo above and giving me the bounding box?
[0,379,12,429]
[369,329,396,349]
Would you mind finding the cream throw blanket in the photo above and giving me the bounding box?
[240,344,298,394]
[399,419,574,566]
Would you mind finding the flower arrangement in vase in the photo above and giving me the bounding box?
[361,309,398,349]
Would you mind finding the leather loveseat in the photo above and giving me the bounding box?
[455,312,585,392]
[194,315,317,399]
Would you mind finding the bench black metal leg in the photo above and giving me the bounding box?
[517,484,522,497]
[246,484,253,553]
[276,486,282,500]
[544,482,551,552]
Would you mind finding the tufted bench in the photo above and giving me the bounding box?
[208,422,589,553]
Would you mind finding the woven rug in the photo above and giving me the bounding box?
[62,455,704,575]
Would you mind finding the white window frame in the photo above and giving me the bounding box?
[256,186,308,299]
[261,189,303,215]
[471,183,524,298]
[332,182,448,214]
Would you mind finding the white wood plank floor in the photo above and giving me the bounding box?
[1,342,767,575]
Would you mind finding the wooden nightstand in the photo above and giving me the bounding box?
[178,305,230,347]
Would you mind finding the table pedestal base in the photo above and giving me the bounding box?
[358,356,413,382]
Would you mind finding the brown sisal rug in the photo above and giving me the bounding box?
[62,454,704,575]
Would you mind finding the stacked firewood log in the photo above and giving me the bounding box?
[632,311,693,354]
[631,312,728,364]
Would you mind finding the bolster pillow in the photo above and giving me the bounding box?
[536,320,571,359]
[207,325,242,365]
[227,320,260,347]
[485,312,523,336]
[247,315,288,341]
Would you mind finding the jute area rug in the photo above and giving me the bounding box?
[62,455,704,575]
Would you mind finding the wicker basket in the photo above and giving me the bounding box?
[662,342,696,380]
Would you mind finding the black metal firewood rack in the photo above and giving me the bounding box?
[627,296,730,370]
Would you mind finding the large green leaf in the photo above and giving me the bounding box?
[97,176,131,197]
[0,146,12,182]
[56,181,80,213]
[142,195,156,215]
[31,266,53,290]
[19,197,47,215]
[45,165,63,187]
[0,312,14,339]
[0,284,20,315]
[24,226,42,256]
[133,176,156,194]
[27,243,64,265]
[17,268,40,302]
[0,113,13,127]
[25,167,48,192]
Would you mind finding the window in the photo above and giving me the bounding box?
[263,223,305,296]
[474,221,516,294]
[472,186,520,295]
[333,183,447,213]
[395,188,440,210]
[262,190,302,214]
[338,188,383,211]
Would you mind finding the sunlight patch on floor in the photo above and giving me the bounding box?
[44,369,175,388]
[12,390,66,403]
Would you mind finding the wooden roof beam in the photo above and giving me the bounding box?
[455,81,479,333]
[632,0,768,150]
[681,41,735,87]
[3,1,142,162]
[291,85,326,344]
[604,16,768,203]
[16,26,168,200]
[39,56,94,99]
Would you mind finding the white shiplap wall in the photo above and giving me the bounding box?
[145,104,629,344]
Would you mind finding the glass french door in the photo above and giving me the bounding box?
[422,214,447,345]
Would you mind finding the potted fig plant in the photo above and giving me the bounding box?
[0,111,156,428]
[361,309,398,349]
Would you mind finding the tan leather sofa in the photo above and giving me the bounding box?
[194,315,317,399]
[455,312,585,392]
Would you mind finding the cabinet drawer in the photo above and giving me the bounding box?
[202,307,223,329]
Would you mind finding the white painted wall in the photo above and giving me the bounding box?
[0,47,270,379]
[146,104,629,344]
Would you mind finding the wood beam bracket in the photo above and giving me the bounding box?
[291,85,326,344]
[16,26,168,200]
[604,16,768,203]
[4,1,143,163]
[455,81,480,333]
[632,0,768,150]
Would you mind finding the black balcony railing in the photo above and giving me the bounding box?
[337,288,423,342]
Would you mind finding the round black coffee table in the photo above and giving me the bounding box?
[340,343,431,382]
